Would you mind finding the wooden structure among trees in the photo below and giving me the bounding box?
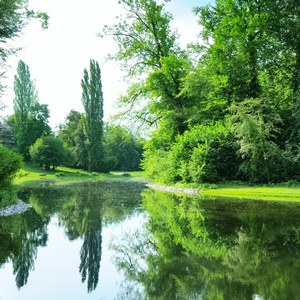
[0,123,15,149]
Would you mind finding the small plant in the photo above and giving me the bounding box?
[122,172,131,177]
[55,172,66,177]
[209,184,217,189]
[18,171,29,178]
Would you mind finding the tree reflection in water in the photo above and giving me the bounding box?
[57,180,145,292]
[110,188,300,300]
[0,180,145,293]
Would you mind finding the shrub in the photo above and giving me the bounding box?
[30,136,68,171]
[0,144,23,207]
[55,172,66,177]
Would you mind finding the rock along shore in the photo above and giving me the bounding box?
[0,200,31,217]
[146,183,200,195]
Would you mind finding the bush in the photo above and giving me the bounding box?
[0,144,23,207]
[55,172,66,177]
[122,172,131,177]
[142,121,240,184]
[99,156,118,173]
[169,122,239,183]
[30,136,68,171]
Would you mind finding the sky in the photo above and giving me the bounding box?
[1,0,212,130]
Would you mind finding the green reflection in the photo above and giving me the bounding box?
[0,180,145,293]
[111,189,300,299]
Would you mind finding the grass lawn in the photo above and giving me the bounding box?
[200,183,300,201]
[14,162,146,187]
[14,163,300,201]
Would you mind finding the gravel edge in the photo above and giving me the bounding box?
[0,200,31,217]
[146,183,200,195]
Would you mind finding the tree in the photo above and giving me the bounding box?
[229,98,288,183]
[13,60,51,159]
[195,0,299,105]
[30,136,68,171]
[104,125,144,171]
[81,59,104,172]
[101,0,193,138]
[0,144,22,207]
[58,110,82,148]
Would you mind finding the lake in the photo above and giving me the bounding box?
[0,180,300,299]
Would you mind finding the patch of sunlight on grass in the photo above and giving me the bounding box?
[201,187,300,201]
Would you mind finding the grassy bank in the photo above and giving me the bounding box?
[156,180,300,201]
[189,181,300,201]
[15,163,300,201]
[15,162,146,187]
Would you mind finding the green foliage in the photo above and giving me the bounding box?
[101,0,194,138]
[55,172,66,177]
[100,0,179,75]
[12,60,51,159]
[0,144,22,207]
[30,136,68,171]
[195,0,299,103]
[229,98,298,183]
[58,110,82,148]
[143,121,239,184]
[104,125,144,171]
[105,0,299,184]
[81,59,105,172]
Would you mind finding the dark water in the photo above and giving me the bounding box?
[0,180,300,299]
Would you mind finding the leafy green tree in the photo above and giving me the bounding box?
[104,125,144,171]
[58,110,82,148]
[195,0,299,104]
[81,59,104,172]
[101,0,194,138]
[0,144,22,207]
[13,60,51,159]
[229,98,293,183]
[30,136,68,171]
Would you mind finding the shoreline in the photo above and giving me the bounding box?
[0,200,31,217]
[146,183,201,195]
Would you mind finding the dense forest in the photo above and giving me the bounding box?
[0,0,299,208]
[101,0,299,184]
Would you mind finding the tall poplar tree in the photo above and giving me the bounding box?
[81,59,104,172]
[13,60,51,159]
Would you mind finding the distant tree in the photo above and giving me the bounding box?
[58,110,82,148]
[13,60,51,159]
[30,136,68,171]
[0,144,22,207]
[81,59,104,172]
[105,125,144,171]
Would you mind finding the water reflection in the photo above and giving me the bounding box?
[111,189,300,299]
[1,181,300,299]
[0,180,145,295]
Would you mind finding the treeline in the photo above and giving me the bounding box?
[3,59,144,173]
[102,0,300,184]
[0,0,49,207]
[0,0,145,207]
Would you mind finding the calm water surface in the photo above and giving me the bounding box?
[0,180,300,299]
